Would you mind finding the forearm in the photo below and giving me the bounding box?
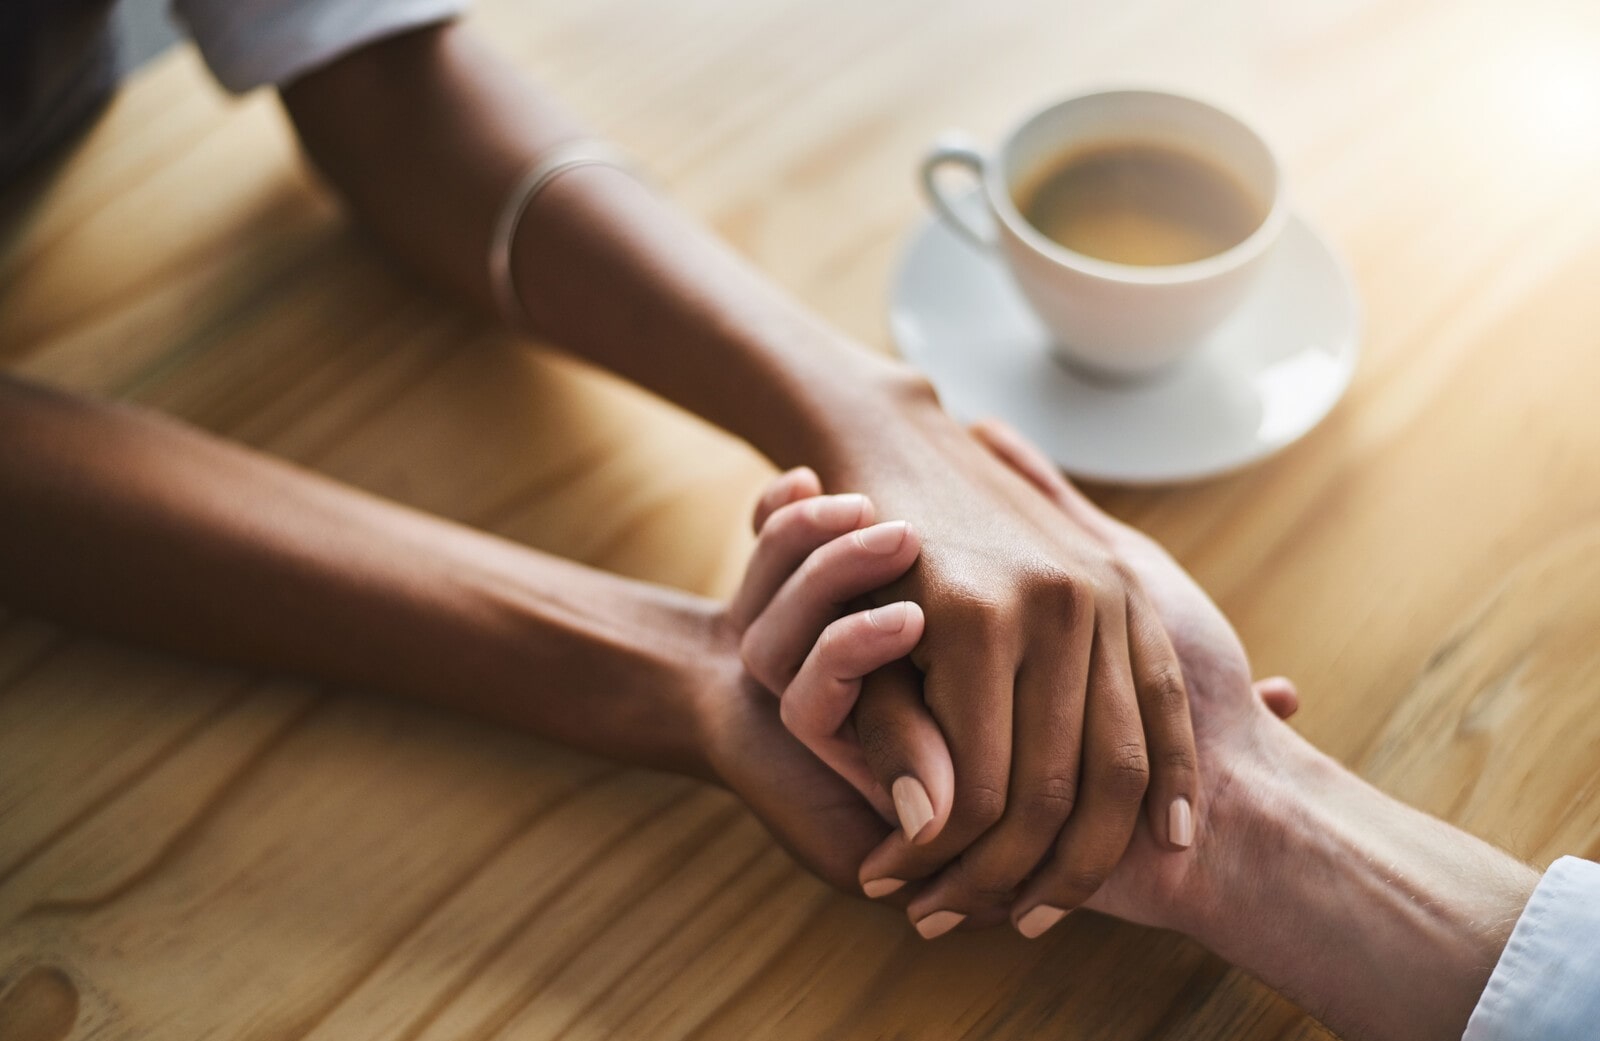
[1187,718,1538,1041]
[0,376,717,777]
[280,22,921,470]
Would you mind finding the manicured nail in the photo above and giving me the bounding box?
[809,493,870,527]
[892,775,935,840]
[855,520,909,554]
[914,910,966,940]
[867,602,910,632]
[862,877,906,899]
[1016,904,1069,939]
[1169,797,1194,849]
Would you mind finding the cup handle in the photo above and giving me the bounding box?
[920,132,998,249]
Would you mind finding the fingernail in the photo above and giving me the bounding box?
[1016,904,1069,939]
[1169,797,1194,849]
[809,493,869,527]
[855,520,909,554]
[892,776,935,841]
[915,910,966,940]
[862,877,906,899]
[867,602,910,632]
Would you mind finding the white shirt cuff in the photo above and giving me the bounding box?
[1463,855,1600,1041]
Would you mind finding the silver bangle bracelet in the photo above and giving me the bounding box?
[488,139,633,332]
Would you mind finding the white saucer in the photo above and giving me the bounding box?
[889,197,1361,485]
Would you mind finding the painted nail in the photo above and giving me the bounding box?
[1016,904,1069,939]
[915,910,966,940]
[892,775,935,841]
[1169,797,1194,849]
[809,493,870,527]
[867,602,910,632]
[855,520,909,554]
[862,877,906,899]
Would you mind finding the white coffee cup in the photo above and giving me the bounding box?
[921,89,1287,378]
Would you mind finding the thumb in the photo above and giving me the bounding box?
[779,603,929,820]
[1254,676,1300,719]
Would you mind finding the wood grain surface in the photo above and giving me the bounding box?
[3,0,1600,1037]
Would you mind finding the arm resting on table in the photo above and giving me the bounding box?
[278,20,920,473]
[0,375,720,778]
[1185,717,1541,1041]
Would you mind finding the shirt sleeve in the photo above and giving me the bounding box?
[1463,855,1600,1041]
[170,0,470,93]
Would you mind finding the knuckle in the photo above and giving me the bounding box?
[955,782,1007,830]
[1108,556,1140,590]
[1159,745,1198,776]
[1021,775,1079,822]
[1077,557,1135,613]
[1146,665,1189,715]
[1092,580,1125,615]
[1026,568,1085,620]
[1101,742,1151,800]
[942,594,1008,644]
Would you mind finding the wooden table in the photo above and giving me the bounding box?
[4,0,1600,1037]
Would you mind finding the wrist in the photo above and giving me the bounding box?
[792,363,981,494]
[469,549,727,782]
[503,157,937,474]
[680,609,765,792]
[664,603,753,788]
[771,345,947,475]
[1180,713,1537,1041]
[1175,714,1338,943]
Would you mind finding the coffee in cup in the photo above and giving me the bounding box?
[921,89,1287,378]
[1015,140,1267,267]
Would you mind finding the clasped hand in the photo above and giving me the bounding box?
[704,420,1296,940]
